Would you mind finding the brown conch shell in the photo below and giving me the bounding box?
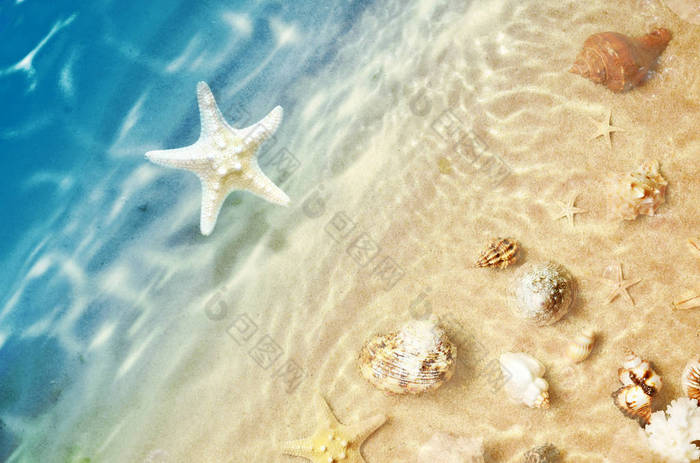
[618,349,663,397]
[475,237,519,269]
[570,29,672,92]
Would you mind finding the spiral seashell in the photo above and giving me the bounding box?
[570,28,672,92]
[608,160,667,221]
[566,328,595,363]
[358,316,456,395]
[475,237,519,269]
[510,261,576,326]
[681,358,700,401]
[612,384,653,426]
[500,352,550,409]
[520,444,561,463]
[618,349,663,397]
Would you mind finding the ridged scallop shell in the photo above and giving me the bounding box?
[510,261,576,326]
[570,29,671,92]
[358,317,456,395]
[521,444,561,463]
[475,237,519,269]
[500,352,550,409]
[566,328,595,363]
[608,160,667,221]
[618,349,663,396]
[681,358,700,401]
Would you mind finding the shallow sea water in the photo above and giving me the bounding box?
[1,0,699,462]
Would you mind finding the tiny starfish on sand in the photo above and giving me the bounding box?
[282,396,387,463]
[590,109,624,149]
[554,193,587,227]
[146,81,289,236]
[605,263,641,305]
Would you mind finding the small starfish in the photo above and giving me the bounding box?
[605,263,641,305]
[554,193,587,227]
[590,109,624,149]
[146,81,289,235]
[282,396,387,463]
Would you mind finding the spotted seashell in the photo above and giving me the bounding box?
[500,352,550,409]
[566,328,595,363]
[681,358,700,401]
[570,29,671,92]
[608,160,667,221]
[618,349,663,397]
[520,444,561,463]
[358,316,456,395]
[510,261,576,326]
[475,237,519,269]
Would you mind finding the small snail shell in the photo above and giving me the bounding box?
[618,349,663,397]
[681,358,700,401]
[500,352,550,409]
[566,328,595,363]
[358,316,457,395]
[475,237,519,269]
[520,444,561,463]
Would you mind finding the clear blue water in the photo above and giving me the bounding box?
[0,1,375,460]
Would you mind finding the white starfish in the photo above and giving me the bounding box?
[146,81,289,235]
[590,109,624,149]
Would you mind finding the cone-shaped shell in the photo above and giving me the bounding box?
[618,349,663,397]
[681,358,700,401]
[358,317,457,395]
[566,328,595,363]
[500,352,550,409]
[510,261,576,326]
[570,28,671,92]
[475,237,519,269]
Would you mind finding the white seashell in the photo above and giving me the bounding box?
[681,358,700,401]
[510,261,576,326]
[566,328,595,363]
[358,316,457,395]
[618,349,663,396]
[608,160,667,220]
[500,352,550,409]
[417,432,485,463]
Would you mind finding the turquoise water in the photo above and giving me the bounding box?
[0,1,376,460]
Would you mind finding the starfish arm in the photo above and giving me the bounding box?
[237,106,283,148]
[245,165,291,206]
[196,81,228,139]
[318,396,341,427]
[145,143,209,170]
[281,438,315,459]
[199,180,227,236]
[341,413,387,444]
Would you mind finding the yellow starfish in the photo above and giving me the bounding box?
[282,396,387,463]
[590,109,624,149]
[554,193,587,227]
[605,263,641,305]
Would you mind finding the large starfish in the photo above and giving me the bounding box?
[145,81,289,235]
[554,193,587,227]
[282,396,387,463]
[590,109,624,149]
[605,263,641,305]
